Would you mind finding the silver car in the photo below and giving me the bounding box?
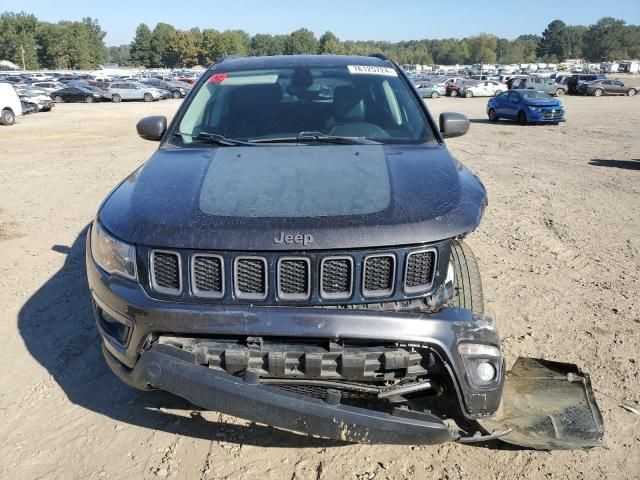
[106,82,162,102]
[415,83,446,98]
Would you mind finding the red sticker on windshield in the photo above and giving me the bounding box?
[209,73,228,84]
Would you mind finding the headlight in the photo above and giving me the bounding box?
[528,106,542,112]
[90,221,137,280]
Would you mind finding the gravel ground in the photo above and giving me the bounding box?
[0,95,639,480]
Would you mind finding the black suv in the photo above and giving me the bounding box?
[567,74,606,94]
[86,55,603,447]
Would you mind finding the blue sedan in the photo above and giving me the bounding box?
[487,89,565,125]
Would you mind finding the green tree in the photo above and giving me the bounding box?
[36,22,70,69]
[130,23,152,67]
[0,12,39,69]
[318,31,345,54]
[82,17,106,65]
[149,23,176,67]
[537,20,569,61]
[250,33,287,56]
[583,17,628,61]
[285,28,318,55]
[468,34,497,63]
[104,45,131,66]
[164,30,199,67]
[565,25,587,58]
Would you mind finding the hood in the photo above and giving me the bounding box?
[99,144,487,250]
[525,98,560,107]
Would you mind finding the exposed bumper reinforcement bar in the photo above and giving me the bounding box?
[106,343,455,444]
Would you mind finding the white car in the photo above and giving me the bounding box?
[462,80,508,98]
[106,81,163,102]
[14,87,55,112]
[31,81,67,94]
[0,81,23,125]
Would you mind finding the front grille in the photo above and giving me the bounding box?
[234,257,267,300]
[151,250,181,294]
[192,254,224,298]
[363,254,395,297]
[404,249,436,293]
[278,258,310,300]
[543,109,563,119]
[320,257,353,299]
[146,245,440,304]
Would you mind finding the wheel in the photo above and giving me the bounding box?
[465,90,473,98]
[32,104,40,113]
[488,108,498,122]
[594,88,603,97]
[449,240,484,314]
[628,89,636,97]
[494,90,501,96]
[450,90,458,97]
[111,94,121,103]
[54,95,63,103]
[517,110,528,125]
[0,108,15,126]
[144,93,153,102]
[85,96,94,103]
[431,91,439,99]
[172,90,181,99]
[555,88,565,96]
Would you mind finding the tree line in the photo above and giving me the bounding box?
[1,11,639,71]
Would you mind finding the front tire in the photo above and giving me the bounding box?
[518,110,528,125]
[112,94,121,103]
[0,108,15,125]
[54,95,63,103]
[488,108,498,122]
[594,88,603,97]
[144,93,153,102]
[431,91,439,99]
[85,96,94,103]
[465,90,473,98]
[555,89,565,96]
[628,88,636,97]
[450,90,458,97]
[172,90,181,99]
[449,240,484,314]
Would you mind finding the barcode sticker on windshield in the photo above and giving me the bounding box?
[348,65,397,76]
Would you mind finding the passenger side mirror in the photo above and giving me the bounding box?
[439,112,469,139]
[136,115,167,141]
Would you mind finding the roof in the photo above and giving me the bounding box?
[213,54,392,71]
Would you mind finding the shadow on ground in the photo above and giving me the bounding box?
[589,159,640,170]
[18,226,344,448]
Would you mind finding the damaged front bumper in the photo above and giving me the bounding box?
[87,246,604,448]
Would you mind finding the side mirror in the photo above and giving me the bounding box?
[439,112,469,139]
[136,115,167,141]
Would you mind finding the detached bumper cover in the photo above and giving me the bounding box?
[103,343,454,444]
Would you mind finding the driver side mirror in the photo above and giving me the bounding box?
[439,112,469,139]
[137,115,167,141]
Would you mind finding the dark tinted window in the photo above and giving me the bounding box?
[176,65,435,144]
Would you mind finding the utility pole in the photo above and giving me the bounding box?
[21,45,26,71]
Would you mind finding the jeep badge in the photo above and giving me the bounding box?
[273,232,314,246]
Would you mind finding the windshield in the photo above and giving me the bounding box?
[521,90,553,100]
[175,65,435,145]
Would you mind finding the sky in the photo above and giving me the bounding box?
[4,0,640,46]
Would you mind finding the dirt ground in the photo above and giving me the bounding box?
[1,94,639,480]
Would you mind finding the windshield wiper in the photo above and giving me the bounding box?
[174,132,255,146]
[249,131,381,145]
